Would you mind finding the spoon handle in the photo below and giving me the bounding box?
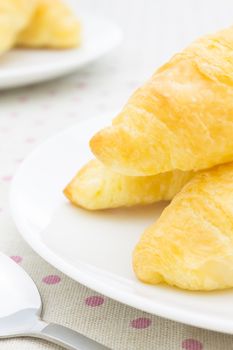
[30,320,110,350]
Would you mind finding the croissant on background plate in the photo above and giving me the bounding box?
[0,0,81,57]
[0,0,37,55]
[16,0,81,49]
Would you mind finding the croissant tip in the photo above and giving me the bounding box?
[63,186,70,200]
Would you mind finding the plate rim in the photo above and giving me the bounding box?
[0,11,122,88]
[10,117,233,335]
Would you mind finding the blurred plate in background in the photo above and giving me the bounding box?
[0,12,122,89]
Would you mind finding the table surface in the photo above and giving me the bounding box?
[1,0,233,349]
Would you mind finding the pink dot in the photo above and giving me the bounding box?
[48,89,57,96]
[130,317,152,329]
[72,97,80,102]
[41,104,51,110]
[42,275,61,285]
[85,296,104,307]
[182,339,203,350]
[9,111,19,118]
[2,175,12,182]
[25,137,36,144]
[75,82,87,89]
[10,255,22,264]
[0,127,10,133]
[18,96,29,103]
[15,158,24,163]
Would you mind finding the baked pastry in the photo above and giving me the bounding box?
[0,0,37,54]
[133,162,233,290]
[90,25,233,176]
[17,0,81,48]
[64,159,194,210]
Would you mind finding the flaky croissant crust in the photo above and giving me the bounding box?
[64,159,194,210]
[90,26,233,176]
[133,162,233,290]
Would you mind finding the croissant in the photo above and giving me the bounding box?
[90,25,233,176]
[0,0,37,54]
[133,162,233,290]
[64,159,194,210]
[16,0,81,48]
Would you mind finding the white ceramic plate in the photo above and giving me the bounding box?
[10,114,233,334]
[0,8,122,89]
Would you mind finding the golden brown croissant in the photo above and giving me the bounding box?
[133,162,233,290]
[64,159,194,210]
[0,0,37,54]
[90,25,233,176]
[17,0,81,48]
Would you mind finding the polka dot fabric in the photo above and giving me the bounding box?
[10,255,22,264]
[130,318,152,329]
[85,296,105,307]
[182,339,203,350]
[0,40,232,350]
[42,275,61,285]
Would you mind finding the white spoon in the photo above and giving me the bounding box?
[0,252,109,350]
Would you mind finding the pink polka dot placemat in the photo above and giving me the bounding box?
[0,61,233,350]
